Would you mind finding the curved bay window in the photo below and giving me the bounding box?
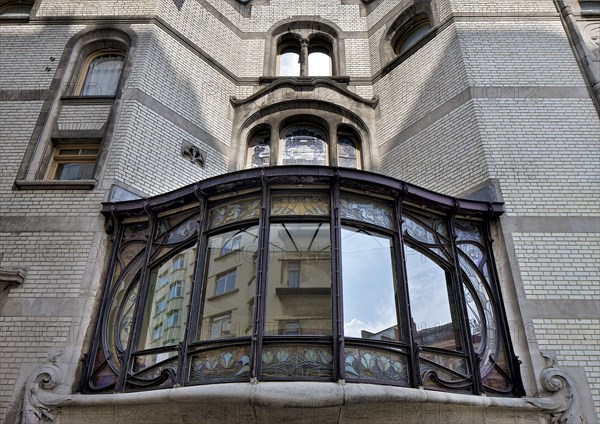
[83,167,524,397]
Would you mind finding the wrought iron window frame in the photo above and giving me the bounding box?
[83,166,524,397]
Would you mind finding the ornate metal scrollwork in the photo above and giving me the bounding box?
[527,354,585,424]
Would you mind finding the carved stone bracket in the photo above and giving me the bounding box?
[526,354,585,424]
[21,351,73,424]
[0,267,26,293]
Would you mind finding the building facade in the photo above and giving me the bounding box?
[0,0,598,423]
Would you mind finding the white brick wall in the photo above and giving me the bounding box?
[380,100,489,195]
[476,98,600,216]
[104,100,228,196]
[57,104,112,131]
[375,23,468,145]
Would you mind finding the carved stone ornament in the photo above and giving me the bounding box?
[583,23,600,62]
[21,351,72,424]
[527,354,585,424]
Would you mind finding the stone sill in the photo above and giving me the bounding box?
[15,179,97,190]
[57,382,545,424]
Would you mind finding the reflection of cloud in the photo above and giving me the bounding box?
[405,246,453,327]
[342,229,398,337]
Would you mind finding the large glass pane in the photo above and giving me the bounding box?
[138,246,196,361]
[308,48,332,76]
[281,126,327,165]
[198,226,259,341]
[404,245,461,351]
[265,223,331,336]
[341,227,400,341]
[279,47,300,76]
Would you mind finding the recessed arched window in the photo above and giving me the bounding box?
[0,2,33,19]
[393,15,432,55]
[281,125,327,165]
[337,130,360,169]
[248,130,271,168]
[278,43,301,77]
[77,51,125,96]
[308,45,333,76]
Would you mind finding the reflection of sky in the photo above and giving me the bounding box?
[404,246,452,330]
[341,228,397,337]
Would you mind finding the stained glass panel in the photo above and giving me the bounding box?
[339,194,395,230]
[345,346,409,384]
[271,193,329,216]
[338,135,358,168]
[189,346,251,383]
[261,344,333,378]
[281,126,327,165]
[249,132,270,168]
[207,198,261,230]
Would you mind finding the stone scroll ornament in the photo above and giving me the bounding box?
[20,350,72,424]
[527,354,585,424]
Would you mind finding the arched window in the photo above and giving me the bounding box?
[276,34,334,77]
[278,44,301,77]
[308,45,333,76]
[248,131,271,168]
[281,126,327,165]
[77,51,125,96]
[337,130,360,169]
[0,2,33,19]
[392,15,432,55]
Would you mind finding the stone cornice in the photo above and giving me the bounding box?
[230,77,379,109]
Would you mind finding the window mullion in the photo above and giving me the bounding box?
[448,206,483,395]
[395,189,421,388]
[179,190,207,386]
[330,178,343,380]
[252,175,271,379]
[116,205,157,392]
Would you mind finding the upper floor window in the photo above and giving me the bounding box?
[244,117,363,169]
[392,14,432,55]
[45,141,100,181]
[337,130,360,169]
[276,36,333,77]
[172,256,185,271]
[215,270,236,296]
[0,2,33,19]
[248,131,271,168]
[278,43,301,77]
[76,51,125,96]
[308,44,333,76]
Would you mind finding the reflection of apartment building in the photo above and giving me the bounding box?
[141,248,197,350]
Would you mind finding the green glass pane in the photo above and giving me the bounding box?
[261,344,333,378]
[345,346,408,384]
[189,346,251,383]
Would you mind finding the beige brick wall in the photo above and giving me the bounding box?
[512,233,600,300]
[532,319,600,416]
